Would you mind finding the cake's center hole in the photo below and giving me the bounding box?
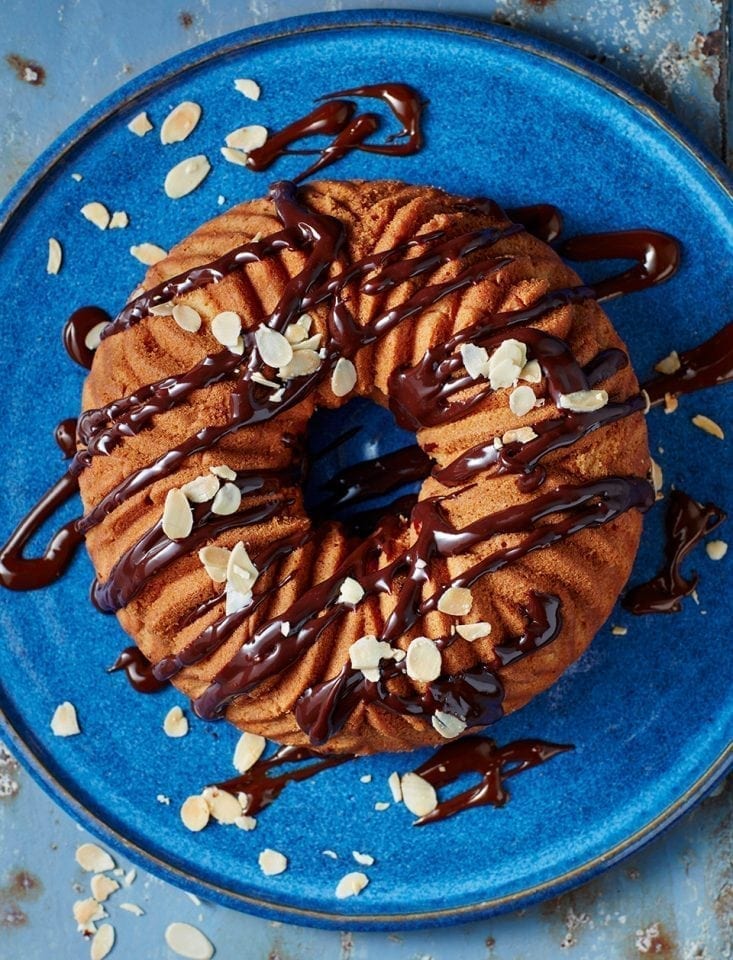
[303,397,430,535]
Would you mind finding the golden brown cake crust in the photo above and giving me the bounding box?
[79,179,649,754]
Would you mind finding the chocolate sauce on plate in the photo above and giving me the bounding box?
[109,646,168,693]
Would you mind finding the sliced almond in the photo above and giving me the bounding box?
[611,625,628,636]
[285,322,309,344]
[374,801,390,811]
[211,310,242,347]
[210,464,237,481]
[198,545,230,583]
[691,414,724,439]
[76,843,115,873]
[649,458,663,496]
[90,875,119,903]
[279,348,321,380]
[163,705,189,738]
[654,350,681,375]
[292,332,322,352]
[455,622,491,641]
[489,339,527,389]
[180,795,210,832]
[337,576,364,605]
[127,111,153,136]
[437,586,473,616]
[160,101,202,144]
[664,392,679,414]
[233,731,266,773]
[47,237,62,274]
[225,125,268,152]
[148,300,175,316]
[706,539,728,560]
[109,211,129,229]
[181,474,219,503]
[225,585,250,616]
[258,848,288,876]
[558,389,608,413]
[130,242,168,266]
[220,146,249,167]
[405,636,442,683]
[234,78,261,100]
[81,202,110,230]
[71,172,83,182]
[388,771,403,803]
[165,921,214,960]
[509,384,537,417]
[235,815,257,831]
[162,488,194,540]
[400,772,438,817]
[226,540,258,593]
[331,357,357,397]
[84,322,107,352]
[119,902,144,916]
[254,325,293,368]
[164,154,211,199]
[73,897,106,933]
[335,871,369,899]
[349,635,398,682]
[502,426,538,444]
[519,359,542,383]
[202,786,241,824]
[252,371,281,389]
[51,701,81,737]
[172,304,202,332]
[460,343,490,380]
[212,482,242,517]
[432,710,467,739]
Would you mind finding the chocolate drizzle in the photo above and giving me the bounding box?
[643,321,733,405]
[63,306,112,369]
[624,490,726,614]
[108,646,168,693]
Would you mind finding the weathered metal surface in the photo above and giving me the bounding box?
[0,1,729,957]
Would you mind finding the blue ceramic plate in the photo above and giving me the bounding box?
[0,10,730,930]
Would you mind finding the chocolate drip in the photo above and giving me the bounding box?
[624,490,726,614]
[216,744,350,817]
[643,321,733,405]
[54,418,78,458]
[506,204,564,244]
[108,646,168,693]
[411,736,573,825]
[494,591,563,666]
[63,306,111,369]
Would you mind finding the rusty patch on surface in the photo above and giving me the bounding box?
[4,54,45,85]
[0,744,20,801]
[0,869,41,929]
[633,921,679,957]
[700,29,723,57]
[541,876,603,947]
[178,11,194,29]
[524,0,556,6]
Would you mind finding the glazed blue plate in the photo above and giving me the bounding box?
[0,10,730,930]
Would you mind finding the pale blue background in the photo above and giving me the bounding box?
[0,2,730,958]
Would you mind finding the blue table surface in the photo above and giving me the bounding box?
[0,2,730,958]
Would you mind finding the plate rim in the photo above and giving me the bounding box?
[0,7,731,930]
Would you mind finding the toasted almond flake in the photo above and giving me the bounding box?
[211,310,242,347]
[323,849,339,859]
[156,794,171,805]
[225,585,250,616]
[519,359,542,383]
[509,384,537,417]
[489,339,527,389]
[180,795,210,832]
[186,893,202,907]
[254,325,293,368]
[654,350,681,375]
[258,848,288,876]
[226,124,268,152]
[337,576,364,605]
[81,201,111,230]
[352,851,375,866]
[558,389,608,413]
[226,541,258,594]
[162,488,194,540]
[692,414,724,439]
[71,172,83,182]
[202,786,241,824]
[349,635,399,682]
[198,545,230,582]
[148,300,175,316]
[706,540,728,561]
[165,921,215,960]
[211,482,241,516]
[164,154,211,199]
[130,242,168,266]
[210,464,237,480]
[437,586,473,616]
[270,387,285,403]
[664,392,678,414]
[233,731,266,773]
[401,772,438,817]
[91,921,115,960]
[47,237,62,274]
[161,101,202,144]
[84,321,108,352]
[292,333,322,352]
[109,210,129,229]
[182,473,219,503]
[278,348,320,380]
[252,371,281,389]
[649,458,663,496]
[459,342,490,379]
[90,874,119,902]
[331,357,357,397]
[360,774,372,783]
[76,843,115,873]
[220,146,249,166]
[432,710,467,739]
[235,814,257,831]
[383,773,402,806]
[163,705,189,738]
[374,801,390,811]
[120,902,144,916]
[217,195,226,205]
[405,636,442,683]
[73,897,106,931]
[234,78,261,100]
[611,625,628,636]
[123,868,136,887]
[230,336,244,355]
[127,111,153,136]
[51,701,81,737]
[335,871,369,899]
[455,621,491,641]
[285,322,309,344]
[502,426,538,444]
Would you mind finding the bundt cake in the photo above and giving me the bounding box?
[76,178,652,754]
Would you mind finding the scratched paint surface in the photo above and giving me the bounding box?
[0,1,730,958]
